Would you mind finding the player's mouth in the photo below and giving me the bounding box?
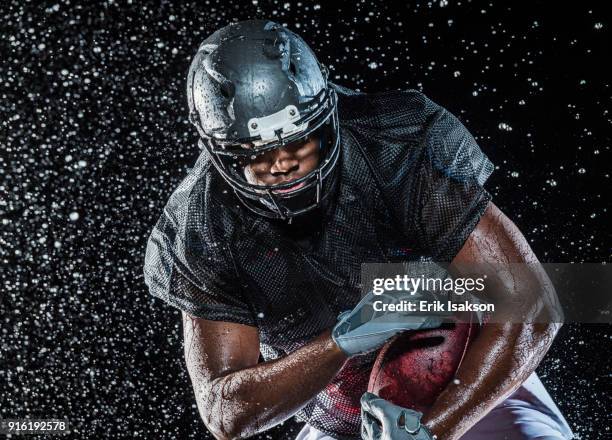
[272,180,306,194]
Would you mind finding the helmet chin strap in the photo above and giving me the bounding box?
[315,168,322,204]
[265,189,288,220]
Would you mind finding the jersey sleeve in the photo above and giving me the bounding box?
[412,102,494,261]
[143,171,256,326]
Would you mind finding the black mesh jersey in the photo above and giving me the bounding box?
[143,84,494,438]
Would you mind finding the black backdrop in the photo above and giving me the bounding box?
[1,1,609,438]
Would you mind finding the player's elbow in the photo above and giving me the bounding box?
[196,397,241,440]
[192,378,251,440]
[202,406,252,440]
[534,286,564,336]
[542,299,564,330]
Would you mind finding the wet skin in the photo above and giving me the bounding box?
[182,164,561,439]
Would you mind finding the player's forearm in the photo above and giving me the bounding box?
[422,318,559,439]
[196,329,347,439]
[431,215,564,440]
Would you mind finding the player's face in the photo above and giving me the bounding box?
[242,135,321,193]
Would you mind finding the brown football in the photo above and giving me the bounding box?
[367,313,479,413]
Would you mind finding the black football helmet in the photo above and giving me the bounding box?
[187,19,340,220]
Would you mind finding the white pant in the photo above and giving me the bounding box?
[296,373,573,440]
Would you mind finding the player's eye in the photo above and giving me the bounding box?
[287,136,310,150]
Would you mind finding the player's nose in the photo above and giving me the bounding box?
[269,147,299,175]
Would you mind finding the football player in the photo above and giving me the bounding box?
[144,20,573,440]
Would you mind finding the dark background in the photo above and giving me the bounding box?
[1,1,609,438]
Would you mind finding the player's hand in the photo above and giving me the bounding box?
[331,288,448,356]
[360,392,435,440]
